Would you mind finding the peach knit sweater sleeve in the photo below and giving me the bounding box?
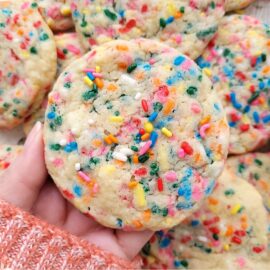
[0,200,141,269]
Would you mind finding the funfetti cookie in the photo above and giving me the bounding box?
[34,0,73,31]
[23,33,85,135]
[0,145,23,174]
[197,15,270,154]
[69,0,225,59]
[44,39,229,231]
[142,168,269,269]
[225,0,255,12]
[227,153,270,212]
[0,1,57,129]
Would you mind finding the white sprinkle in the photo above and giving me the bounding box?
[119,74,137,86]
[134,92,142,100]
[88,119,95,125]
[120,147,134,156]
[75,163,81,171]
[112,152,128,162]
[197,236,208,242]
[71,128,78,135]
[59,139,67,146]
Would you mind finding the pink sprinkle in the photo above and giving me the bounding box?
[66,45,81,55]
[181,60,192,71]
[236,257,246,268]
[191,103,201,114]
[84,68,95,73]
[93,72,103,78]
[177,148,185,158]
[149,58,156,65]
[192,185,203,201]
[199,123,211,139]
[78,171,91,182]
[52,158,63,167]
[21,2,30,9]
[212,241,220,247]
[92,183,99,193]
[139,141,152,156]
[174,34,182,44]
[164,171,178,182]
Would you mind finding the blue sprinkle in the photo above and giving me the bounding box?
[214,103,220,111]
[160,237,170,248]
[191,220,200,227]
[150,131,158,148]
[73,185,82,197]
[166,16,174,24]
[47,111,56,119]
[230,92,242,110]
[243,105,250,113]
[157,230,164,237]
[185,168,193,178]
[167,77,174,85]
[205,148,212,158]
[119,10,125,18]
[64,142,78,153]
[155,121,165,129]
[149,111,158,122]
[174,261,181,268]
[176,201,194,210]
[174,56,185,66]
[178,187,185,196]
[196,56,210,68]
[229,122,237,127]
[262,114,270,124]
[117,218,123,227]
[213,75,220,83]
[2,8,12,16]
[143,64,151,71]
[223,66,233,78]
[205,180,215,195]
[267,79,270,86]
[252,73,257,79]
[253,111,260,123]
[259,81,265,90]
[87,72,95,81]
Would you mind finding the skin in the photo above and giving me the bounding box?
[0,122,153,261]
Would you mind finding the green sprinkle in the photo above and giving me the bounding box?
[39,33,49,41]
[104,9,117,21]
[81,15,87,27]
[114,111,120,116]
[254,159,263,166]
[179,6,185,13]
[224,189,235,196]
[13,98,20,104]
[82,90,97,101]
[6,147,11,152]
[186,86,198,96]
[248,91,260,104]
[3,102,10,109]
[50,144,61,151]
[159,18,166,28]
[31,2,38,8]
[131,146,138,152]
[254,173,260,180]
[54,116,62,126]
[12,109,18,117]
[138,153,150,163]
[238,163,245,173]
[261,53,267,62]
[181,260,189,268]
[223,48,231,57]
[213,233,219,241]
[210,1,216,8]
[30,47,38,54]
[196,26,217,40]
[63,49,68,54]
[127,63,137,73]
[153,102,163,112]
[64,82,71,88]
[162,208,168,217]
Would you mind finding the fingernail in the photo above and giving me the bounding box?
[24,121,42,148]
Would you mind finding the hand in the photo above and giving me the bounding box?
[0,122,153,261]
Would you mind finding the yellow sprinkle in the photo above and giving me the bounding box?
[134,183,147,209]
[231,203,241,215]
[60,5,71,16]
[128,181,138,189]
[84,76,93,87]
[144,122,154,133]
[146,256,156,264]
[223,244,230,251]
[47,17,54,27]
[109,116,124,123]
[96,66,101,72]
[203,68,212,77]
[161,127,173,137]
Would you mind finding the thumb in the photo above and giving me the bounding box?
[0,122,47,211]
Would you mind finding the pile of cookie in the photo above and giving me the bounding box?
[0,0,270,269]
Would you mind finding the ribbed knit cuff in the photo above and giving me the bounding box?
[0,200,141,269]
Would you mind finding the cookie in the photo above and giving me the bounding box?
[197,15,270,154]
[142,168,269,269]
[0,145,23,174]
[227,153,270,212]
[44,39,229,231]
[0,1,57,129]
[69,0,225,59]
[23,33,85,135]
[225,0,255,12]
[35,0,73,31]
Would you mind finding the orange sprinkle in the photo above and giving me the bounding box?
[17,29,24,36]
[170,86,177,95]
[240,215,247,222]
[104,136,113,145]
[267,40,270,47]
[163,99,175,115]
[143,210,151,221]
[194,153,201,163]
[174,11,183,19]
[153,78,162,86]
[109,134,118,144]
[200,115,211,126]
[116,44,129,51]
[128,181,138,189]
[114,160,125,166]
[15,90,22,97]
[262,66,270,74]
[95,78,104,89]
[92,139,102,148]
[135,71,145,80]
[118,62,127,69]
[141,133,150,141]
[241,222,248,230]
[225,225,233,237]
[133,155,139,164]
[258,96,265,105]
[208,197,219,205]
[107,84,117,91]
[133,220,143,229]
[235,57,243,63]
[258,180,269,190]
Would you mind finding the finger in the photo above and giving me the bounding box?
[116,230,154,259]
[0,122,47,211]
